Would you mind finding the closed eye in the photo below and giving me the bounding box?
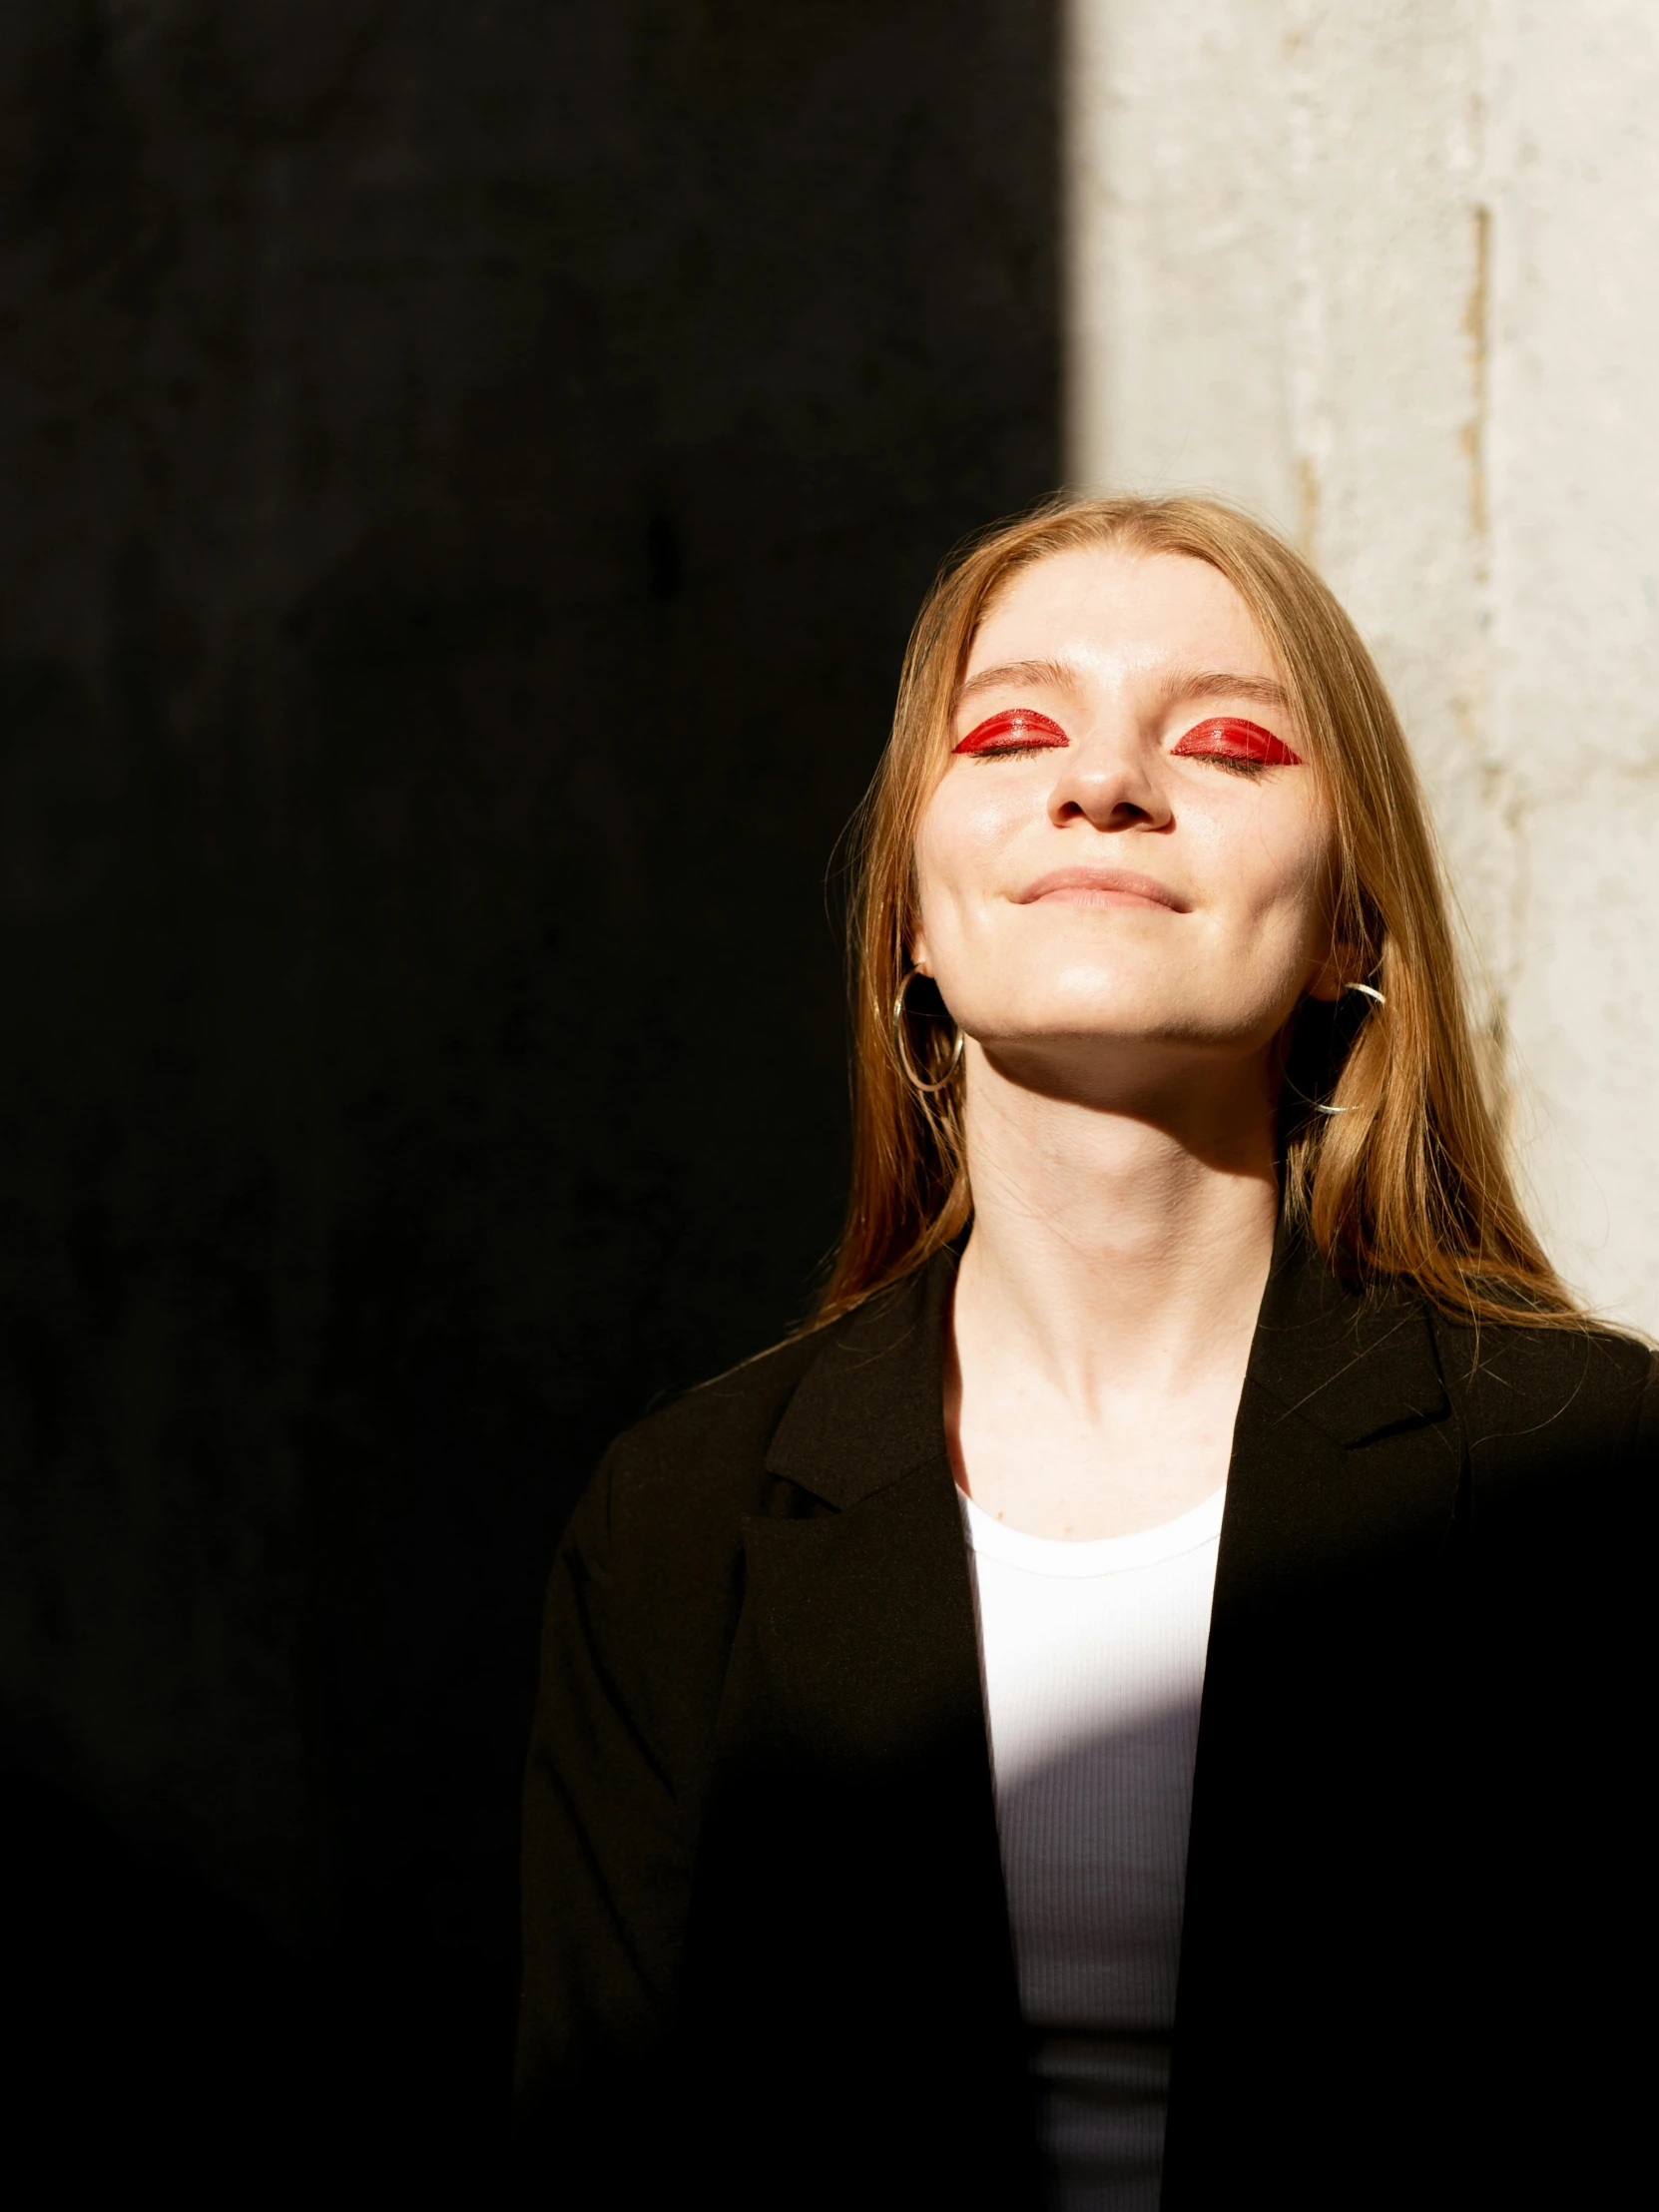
[1169,717,1303,770]
[953,708,1070,757]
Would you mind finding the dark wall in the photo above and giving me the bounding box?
[0,0,1056,2171]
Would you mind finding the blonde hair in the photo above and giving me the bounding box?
[820,492,1576,1329]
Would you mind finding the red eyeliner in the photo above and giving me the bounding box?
[1171,717,1303,766]
[953,708,1069,755]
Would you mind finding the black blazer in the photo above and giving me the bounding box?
[516,1238,1654,2208]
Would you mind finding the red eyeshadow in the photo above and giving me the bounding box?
[1170,717,1303,766]
[953,708,1070,755]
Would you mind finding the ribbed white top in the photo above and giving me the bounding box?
[960,1484,1225,2212]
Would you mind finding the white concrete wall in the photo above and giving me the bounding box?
[1065,0,1659,1330]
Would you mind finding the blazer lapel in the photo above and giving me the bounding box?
[685,1255,1040,2197]
[1162,1236,1463,2205]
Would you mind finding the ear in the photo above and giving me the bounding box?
[908,925,933,979]
[1304,941,1356,1003]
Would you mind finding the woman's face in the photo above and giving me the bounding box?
[911,545,1343,1096]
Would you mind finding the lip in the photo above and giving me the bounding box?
[1014,866,1188,911]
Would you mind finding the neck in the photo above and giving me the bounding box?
[954,1039,1281,1410]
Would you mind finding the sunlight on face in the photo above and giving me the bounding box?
[911,545,1342,1089]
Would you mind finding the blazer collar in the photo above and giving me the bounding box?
[766,1227,1447,1510]
[764,1256,957,1509]
[1246,1224,1449,1447]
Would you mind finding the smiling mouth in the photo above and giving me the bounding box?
[1015,867,1188,911]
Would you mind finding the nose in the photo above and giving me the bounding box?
[1047,727,1173,831]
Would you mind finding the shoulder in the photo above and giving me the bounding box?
[1427,1308,1656,1468]
[538,1324,845,1775]
[559,1309,865,1610]
[598,1324,833,1528]
[566,1255,950,1585]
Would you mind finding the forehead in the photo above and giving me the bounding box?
[965,545,1272,687]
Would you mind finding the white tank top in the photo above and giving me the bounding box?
[959,1484,1225,2212]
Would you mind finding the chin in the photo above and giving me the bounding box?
[969,972,1194,1040]
[978,1008,1207,1058]
[965,979,1290,1066]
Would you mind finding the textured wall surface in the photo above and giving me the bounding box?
[1067,0,1659,1329]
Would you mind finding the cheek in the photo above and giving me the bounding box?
[1193,791,1332,928]
[914,776,1024,914]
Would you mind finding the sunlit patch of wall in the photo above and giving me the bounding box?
[1064,0,1659,1331]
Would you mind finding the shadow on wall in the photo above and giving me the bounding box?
[0,0,1057,2175]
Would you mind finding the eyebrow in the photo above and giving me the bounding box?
[954,658,1082,707]
[1156,667,1292,713]
[953,659,1292,716]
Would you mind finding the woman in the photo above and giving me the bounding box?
[515,497,1652,2209]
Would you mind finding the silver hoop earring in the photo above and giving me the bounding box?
[891,971,964,1096]
[1297,981,1384,1114]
